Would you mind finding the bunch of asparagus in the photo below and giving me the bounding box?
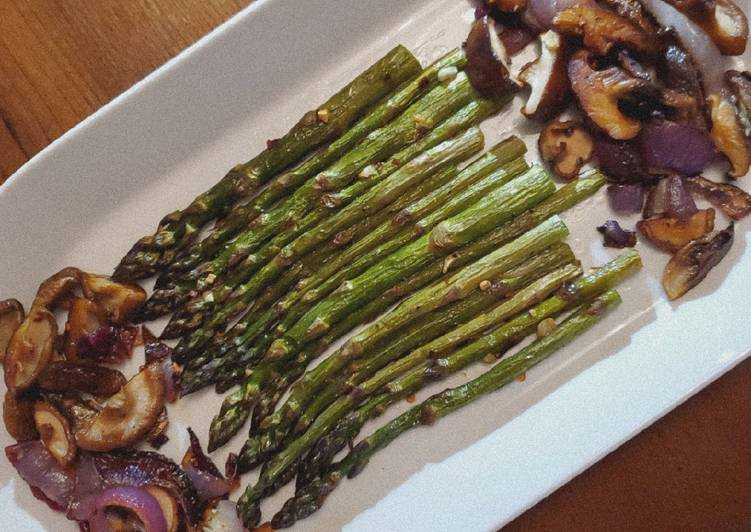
[112,44,642,529]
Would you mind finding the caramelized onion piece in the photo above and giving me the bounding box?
[708,94,751,178]
[3,391,38,441]
[568,50,645,140]
[597,220,637,248]
[76,363,165,452]
[464,16,520,98]
[687,176,751,220]
[4,308,57,394]
[663,223,735,300]
[553,5,654,56]
[0,299,24,363]
[538,119,594,179]
[637,209,715,253]
[33,401,77,466]
[38,361,126,397]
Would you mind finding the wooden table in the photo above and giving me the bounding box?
[2,1,750,530]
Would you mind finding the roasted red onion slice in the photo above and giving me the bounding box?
[639,122,717,176]
[597,220,637,248]
[76,325,136,363]
[500,26,537,55]
[664,175,698,219]
[593,138,652,184]
[89,487,167,532]
[5,441,75,511]
[607,184,644,213]
[93,451,202,525]
[182,428,233,502]
[640,0,728,94]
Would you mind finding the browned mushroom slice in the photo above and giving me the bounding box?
[464,15,520,98]
[599,0,660,34]
[726,70,751,133]
[663,222,734,300]
[568,50,645,140]
[539,119,594,180]
[3,391,38,441]
[553,5,655,56]
[686,175,751,220]
[32,267,83,310]
[33,401,77,466]
[708,94,751,178]
[4,308,57,394]
[662,0,748,55]
[80,273,146,324]
[519,31,570,121]
[637,209,715,253]
[76,363,165,452]
[0,299,24,363]
[38,361,127,397]
[64,297,107,360]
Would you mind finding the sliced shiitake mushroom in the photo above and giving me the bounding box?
[663,222,734,300]
[708,94,751,178]
[38,361,126,397]
[539,119,594,180]
[4,307,57,394]
[32,267,82,310]
[64,297,107,360]
[33,401,77,466]
[568,50,646,140]
[80,273,146,324]
[3,391,38,441]
[600,0,660,35]
[726,70,751,134]
[519,31,570,121]
[663,0,748,55]
[687,175,751,220]
[76,363,165,452]
[145,486,179,532]
[0,299,24,362]
[553,5,655,57]
[637,209,716,253]
[464,15,520,99]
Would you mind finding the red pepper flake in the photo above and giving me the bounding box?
[406,394,417,403]
[517,372,527,382]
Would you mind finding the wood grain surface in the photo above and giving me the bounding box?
[1,1,750,530]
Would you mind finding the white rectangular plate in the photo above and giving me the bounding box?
[1,1,750,531]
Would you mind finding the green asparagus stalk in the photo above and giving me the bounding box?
[200,138,525,370]
[270,142,528,337]
[179,165,461,382]
[206,243,573,452]
[144,87,496,323]
[266,290,623,529]
[162,49,467,278]
[242,256,581,471]
[235,216,568,473]
[266,165,557,362]
[207,177,607,450]
[113,45,421,281]
[289,250,641,494]
[143,71,483,313]
[173,127,483,355]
